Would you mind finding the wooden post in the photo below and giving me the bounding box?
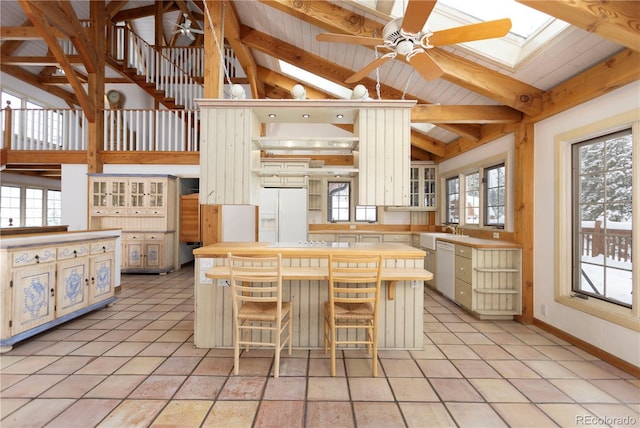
[203,0,224,98]
[514,121,534,324]
[86,0,106,173]
[3,101,12,149]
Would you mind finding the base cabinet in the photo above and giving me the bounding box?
[454,244,522,320]
[0,234,118,352]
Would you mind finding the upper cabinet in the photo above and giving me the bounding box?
[409,162,437,210]
[196,99,415,206]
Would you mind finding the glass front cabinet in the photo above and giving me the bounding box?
[409,162,437,210]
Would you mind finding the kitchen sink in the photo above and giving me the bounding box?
[419,232,452,250]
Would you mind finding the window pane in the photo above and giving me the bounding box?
[572,129,633,307]
[25,188,43,226]
[0,185,21,227]
[485,164,505,226]
[465,173,479,224]
[47,190,62,225]
[446,177,459,224]
[355,206,377,222]
[328,181,350,222]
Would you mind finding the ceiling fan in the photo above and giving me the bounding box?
[172,13,204,41]
[316,0,512,83]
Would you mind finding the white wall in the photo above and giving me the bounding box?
[534,81,640,366]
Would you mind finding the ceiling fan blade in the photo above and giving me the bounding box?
[345,54,394,84]
[190,28,205,34]
[185,30,195,41]
[401,0,437,34]
[408,51,443,81]
[316,33,384,47]
[429,18,512,46]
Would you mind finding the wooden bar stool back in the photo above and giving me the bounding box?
[323,254,383,376]
[227,253,292,378]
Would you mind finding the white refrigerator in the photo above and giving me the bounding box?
[258,188,308,243]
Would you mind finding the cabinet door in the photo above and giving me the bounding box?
[422,166,437,209]
[361,234,382,243]
[90,179,109,213]
[146,179,166,210]
[12,265,56,335]
[57,258,89,317]
[109,178,128,212]
[125,242,144,269]
[144,242,162,269]
[336,234,358,243]
[89,253,114,305]
[129,179,146,210]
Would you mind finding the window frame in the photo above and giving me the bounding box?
[0,184,61,227]
[554,110,638,331]
[484,163,506,227]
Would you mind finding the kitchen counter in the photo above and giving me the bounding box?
[436,235,521,249]
[193,242,430,350]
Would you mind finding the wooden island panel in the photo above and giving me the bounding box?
[193,242,431,350]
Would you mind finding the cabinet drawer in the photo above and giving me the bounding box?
[383,234,411,243]
[12,247,57,267]
[456,244,472,259]
[57,243,91,260]
[90,208,109,216]
[122,233,145,241]
[455,279,472,310]
[455,255,472,283]
[144,233,165,241]
[91,240,115,254]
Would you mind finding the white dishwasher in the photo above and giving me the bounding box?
[436,241,455,300]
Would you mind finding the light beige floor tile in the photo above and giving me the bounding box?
[509,378,574,403]
[0,356,60,374]
[150,399,212,427]
[470,378,529,402]
[353,402,405,428]
[487,359,541,378]
[522,359,580,379]
[501,344,549,360]
[492,403,558,427]
[40,374,106,398]
[36,355,94,374]
[0,398,75,427]
[97,399,166,428]
[437,344,481,359]
[589,379,640,403]
[550,379,619,403]
[428,332,464,345]
[173,375,226,399]
[1,374,67,398]
[534,345,586,361]
[202,400,259,427]
[446,402,508,427]
[306,401,355,427]
[416,359,462,378]
[452,360,502,378]
[113,356,166,375]
[410,344,447,359]
[430,378,484,402]
[253,400,305,427]
[103,341,150,357]
[469,344,515,360]
[218,376,267,400]
[538,403,604,428]
[129,375,186,399]
[46,398,120,428]
[0,398,30,419]
[349,377,395,401]
[153,356,202,375]
[400,402,457,427]
[380,358,423,377]
[307,377,350,401]
[84,374,147,398]
[263,377,306,400]
[389,377,439,401]
[559,360,622,379]
[582,403,640,428]
[75,356,130,375]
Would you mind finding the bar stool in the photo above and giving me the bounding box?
[227,253,292,378]
[323,254,383,376]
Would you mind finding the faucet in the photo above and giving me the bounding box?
[444,225,464,235]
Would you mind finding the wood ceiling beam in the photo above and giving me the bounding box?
[223,1,264,99]
[1,26,67,40]
[517,0,640,51]
[112,3,179,22]
[17,1,93,118]
[412,105,523,123]
[240,26,476,145]
[0,64,77,105]
[1,55,83,66]
[106,1,129,19]
[259,0,544,116]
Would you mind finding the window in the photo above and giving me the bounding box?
[444,160,507,228]
[0,186,21,227]
[25,188,43,226]
[445,177,460,224]
[355,206,377,222]
[0,185,61,227]
[47,190,62,225]
[485,163,505,226]
[328,181,350,222]
[572,129,633,307]
[465,173,480,224]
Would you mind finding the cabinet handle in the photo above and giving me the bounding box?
[35,255,40,264]
[102,246,106,253]
[73,250,77,258]
[91,277,95,285]
[50,288,55,297]
[85,278,89,286]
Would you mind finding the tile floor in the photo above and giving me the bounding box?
[1,264,639,427]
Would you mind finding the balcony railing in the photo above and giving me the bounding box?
[2,106,199,152]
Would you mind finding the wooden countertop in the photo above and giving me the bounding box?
[436,235,521,249]
[193,241,425,258]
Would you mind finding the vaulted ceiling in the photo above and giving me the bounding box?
[1,0,638,163]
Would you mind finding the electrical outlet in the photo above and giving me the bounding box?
[217,279,229,287]
[540,304,547,316]
[411,280,420,288]
[493,232,500,239]
[349,224,356,230]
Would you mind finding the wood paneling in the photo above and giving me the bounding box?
[179,194,200,243]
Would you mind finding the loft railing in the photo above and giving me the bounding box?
[2,105,199,152]
[108,24,203,109]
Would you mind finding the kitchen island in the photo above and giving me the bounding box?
[193,242,432,350]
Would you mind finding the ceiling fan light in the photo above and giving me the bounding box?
[351,84,369,100]
[396,39,415,56]
[291,84,306,99]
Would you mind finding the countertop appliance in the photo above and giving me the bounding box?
[436,240,455,300]
[259,187,308,243]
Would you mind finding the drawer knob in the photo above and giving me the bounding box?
[35,255,40,263]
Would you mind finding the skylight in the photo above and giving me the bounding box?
[279,61,353,99]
